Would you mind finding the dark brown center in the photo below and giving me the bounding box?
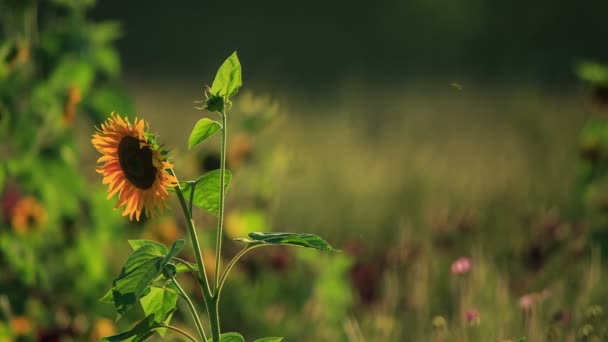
[118,136,157,190]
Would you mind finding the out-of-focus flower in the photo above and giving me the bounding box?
[227,134,254,168]
[432,315,447,330]
[518,294,536,311]
[464,309,480,326]
[268,246,292,271]
[91,113,177,221]
[518,290,550,311]
[90,318,115,341]
[11,196,47,235]
[62,86,82,126]
[143,217,181,246]
[552,310,570,324]
[203,249,217,277]
[10,316,33,336]
[450,257,472,275]
[585,305,603,320]
[1,183,20,221]
[349,260,383,307]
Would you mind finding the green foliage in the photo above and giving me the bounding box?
[108,240,184,319]
[189,118,222,149]
[237,232,338,252]
[205,51,242,113]
[102,315,159,342]
[220,332,246,342]
[211,51,242,99]
[576,61,608,85]
[181,170,232,216]
[254,338,284,342]
[140,284,178,336]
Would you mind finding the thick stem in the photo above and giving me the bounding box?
[208,297,221,342]
[170,170,218,340]
[173,279,207,342]
[214,111,228,293]
[171,171,213,300]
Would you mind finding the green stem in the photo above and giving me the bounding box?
[217,245,261,300]
[173,257,198,274]
[173,279,207,342]
[170,170,219,340]
[214,110,228,294]
[158,324,199,342]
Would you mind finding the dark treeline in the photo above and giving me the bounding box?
[92,0,608,90]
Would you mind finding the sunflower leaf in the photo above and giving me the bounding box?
[181,170,232,216]
[188,118,222,150]
[236,232,338,252]
[210,51,242,99]
[128,240,168,253]
[140,283,179,336]
[109,240,185,320]
[220,332,246,342]
[102,314,159,342]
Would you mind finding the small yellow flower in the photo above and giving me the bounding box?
[11,197,47,235]
[10,316,33,336]
[91,113,177,221]
[90,318,116,341]
[143,217,181,246]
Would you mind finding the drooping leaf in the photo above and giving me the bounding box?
[164,240,186,263]
[181,170,232,216]
[99,288,114,303]
[102,314,159,342]
[188,118,222,149]
[236,232,338,252]
[219,332,246,342]
[111,240,184,319]
[140,283,179,336]
[210,51,242,98]
[175,261,197,273]
[254,338,284,342]
[128,240,168,253]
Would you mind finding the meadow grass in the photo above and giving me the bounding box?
[96,78,605,341]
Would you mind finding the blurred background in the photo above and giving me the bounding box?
[2,0,608,341]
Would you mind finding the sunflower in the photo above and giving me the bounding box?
[11,196,47,235]
[92,113,177,221]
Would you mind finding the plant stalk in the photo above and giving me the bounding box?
[173,279,208,342]
[171,170,219,340]
[214,109,228,293]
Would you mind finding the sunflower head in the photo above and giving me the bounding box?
[11,196,47,235]
[92,113,177,221]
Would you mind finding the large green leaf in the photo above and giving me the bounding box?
[128,240,168,253]
[210,51,242,98]
[181,170,232,216]
[220,332,246,342]
[102,314,159,342]
[140,283,179,336]
[188,118,222,150]
[254,338,284,342]
[236,232,338,252]
[111,240,185,319]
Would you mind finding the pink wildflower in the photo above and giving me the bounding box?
[451,257,472,275]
